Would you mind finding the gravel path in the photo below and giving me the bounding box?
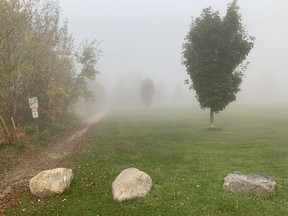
[0,111,106,215]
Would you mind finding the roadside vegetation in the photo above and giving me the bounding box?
[0,112,81,166]
[0,0,100,162]
[6,107,288,215]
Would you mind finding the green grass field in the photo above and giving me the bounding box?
[6,106,288,215]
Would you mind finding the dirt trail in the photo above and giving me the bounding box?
[0,111,107,215]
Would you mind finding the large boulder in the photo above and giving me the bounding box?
[112,168,152,201]
[29,168,73,198]
[223,172,276,198]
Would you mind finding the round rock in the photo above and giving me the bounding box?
[112,167,152,201]
[29,168,73,198]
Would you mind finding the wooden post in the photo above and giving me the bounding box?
[35,118,39,134]
[11,117,20,139]
[11,117,17,132]
[0,116,12,144]
[0,116,10,136]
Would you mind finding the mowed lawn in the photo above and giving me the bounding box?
[7,107,288,215]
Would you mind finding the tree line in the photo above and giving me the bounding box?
[0,0,100,126]
[0,0,254,133]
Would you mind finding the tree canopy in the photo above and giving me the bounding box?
[182,0,254,127]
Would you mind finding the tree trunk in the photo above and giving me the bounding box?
[209,108,215,129]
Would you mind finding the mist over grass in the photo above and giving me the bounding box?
[74,72,288,119]
[7,107,288,215]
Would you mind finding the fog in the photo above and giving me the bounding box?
[59,0,288,113]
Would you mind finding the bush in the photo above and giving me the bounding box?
[0,112,81,165]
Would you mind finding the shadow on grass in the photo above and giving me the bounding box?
[206,127,223,131]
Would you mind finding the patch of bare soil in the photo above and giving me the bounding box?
[0,111,106,215]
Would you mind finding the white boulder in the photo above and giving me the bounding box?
[112,168,152,201]
[29,168,73,198]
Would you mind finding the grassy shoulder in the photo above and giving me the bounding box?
[6,108,288,215]
[0,113,81,167]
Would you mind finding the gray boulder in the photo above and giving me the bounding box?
[112,168,152,201]
[29,168,73,198]
[223,171,276,198]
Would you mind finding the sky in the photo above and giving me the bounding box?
[59,0,288,105]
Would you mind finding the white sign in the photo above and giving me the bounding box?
[31,107,39,118]
[29,97,38,108]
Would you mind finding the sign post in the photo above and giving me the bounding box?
[29,97,39,133]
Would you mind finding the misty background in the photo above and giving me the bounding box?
[59,0,288,112]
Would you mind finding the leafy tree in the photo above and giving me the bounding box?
[0,0,101,123]
[74,40,101,101]
[140,79,155,106]
[182,0,254,128]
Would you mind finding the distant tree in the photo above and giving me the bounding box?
[140,79,155,106]
[182,0,254,128]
